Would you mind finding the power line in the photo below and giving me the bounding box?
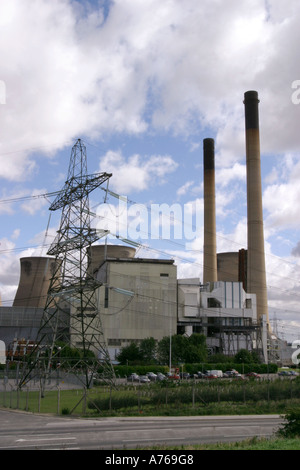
[0,190,62,205]
[1,182,300,320]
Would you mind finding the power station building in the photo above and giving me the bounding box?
[94,246,177,357]
[0,91,291,365]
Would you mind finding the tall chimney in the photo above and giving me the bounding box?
[203,138,218,283]
[243,91,269,325]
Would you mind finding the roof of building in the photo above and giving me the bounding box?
[103,257,175,265]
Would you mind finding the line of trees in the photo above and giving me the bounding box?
[116,334,208,366]
[116,334,262,368]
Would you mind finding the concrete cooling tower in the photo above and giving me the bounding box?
[13,256,58,308]
[87,245,136,276]
[217,249,247,290]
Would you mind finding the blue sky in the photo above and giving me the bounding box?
[1,0,300,342]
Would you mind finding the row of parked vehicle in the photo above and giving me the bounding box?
[278,370,298,376]
[126,369,264,383]
[127,372,167,383]
[181,370,248,379]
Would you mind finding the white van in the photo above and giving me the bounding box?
[209,370,223,378]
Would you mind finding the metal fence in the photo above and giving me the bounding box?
[1,371,299,417]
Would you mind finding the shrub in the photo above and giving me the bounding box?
[277,409,300,438]
[88,393,149,411]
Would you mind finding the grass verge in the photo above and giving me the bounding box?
[136,436,300,450]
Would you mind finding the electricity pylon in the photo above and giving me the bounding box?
[19,139,115,392]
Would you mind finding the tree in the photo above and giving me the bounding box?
[234,349,252,364]
[139,337,157,364]
[157,336,171,365]
[183,334,207,363]
[277,409,300,437]
[116,342,142,365]
[157,334,207,365]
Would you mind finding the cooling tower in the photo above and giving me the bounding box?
[13,256,58,308]
[87,244,136,276]
[217,252,239,282]
[243,90,269,325]
[203,138,218,283]
[217,249,247,290]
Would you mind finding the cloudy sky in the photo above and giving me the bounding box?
[1,0,300,342]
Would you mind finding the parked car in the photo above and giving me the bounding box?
[224,370,239,377]
[204,372,218,379]
[196,372,206,379]
[189,373,199,379]
[156,373,166,381]
[166,372,180,380]
[278,370,293,376]
[245,372,261,379]
[139,375,150,383]
[146,372,157,381]
[127,373,140,382]
[232,374,244,380]
[180,372,191,380]
[278,370,288,376]
[207,370,223,378]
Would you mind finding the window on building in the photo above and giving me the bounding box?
[207,297,222,308]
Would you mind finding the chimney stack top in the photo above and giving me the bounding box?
[244,90,260,130]
[203,138,215,171]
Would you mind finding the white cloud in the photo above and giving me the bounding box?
[1,0,300,182]
[20,189,49,215]
[0,237,20,303]
[216,163,246,188]
[11,229,20,240]
[176,181,194,198]
[264,182,300,230]
[264,156,300,232]
[98,149,178,194]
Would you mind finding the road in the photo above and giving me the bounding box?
[0,409,283,450]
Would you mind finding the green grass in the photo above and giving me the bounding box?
[136,436,300,450]
[0,388,88,414]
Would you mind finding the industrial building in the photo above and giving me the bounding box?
[94,245,177,357]
[0,91,293,366]
[177,278,266,358]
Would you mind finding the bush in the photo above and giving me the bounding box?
[88,393,149,411]
[113,365,168,377]
[278,409,300,438]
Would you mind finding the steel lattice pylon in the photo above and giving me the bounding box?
[19,139,115,392]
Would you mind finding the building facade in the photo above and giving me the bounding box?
[96,257,177,361]
[178,279,268,361]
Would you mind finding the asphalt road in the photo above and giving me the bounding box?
[0,409,283,450]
